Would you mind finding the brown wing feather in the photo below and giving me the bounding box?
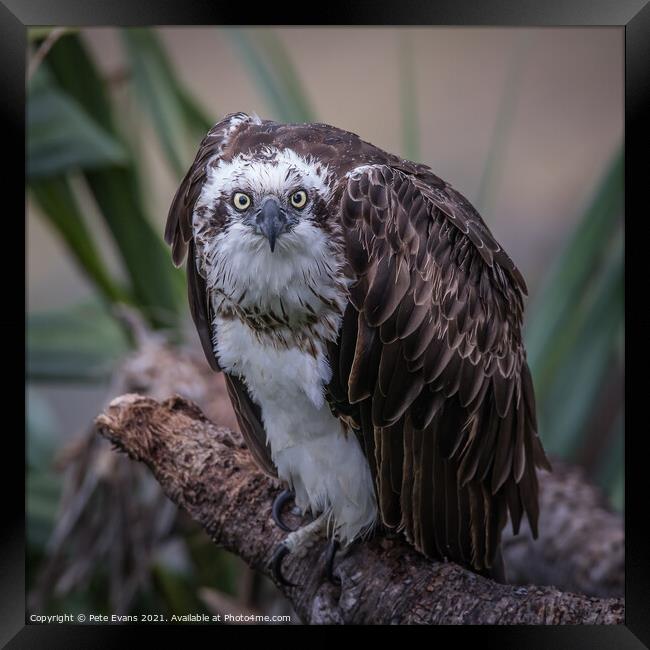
[330,164,550,573]
[186,240,218,371]
[224,374,277,478]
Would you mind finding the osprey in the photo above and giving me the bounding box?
[165,112,551,585]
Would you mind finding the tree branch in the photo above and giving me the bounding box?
[502,459,623,598]
[95,393,623,625]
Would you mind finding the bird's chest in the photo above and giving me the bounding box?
[213,313,378,545]
[214,316,339,452]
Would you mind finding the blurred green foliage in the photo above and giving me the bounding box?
[525,149,624,510]
[122,29,213,175]
[229,29,316,123]
[30,31,186,330]
[27,27,624,616]
[28,302,130,382]
[398,33,420,163]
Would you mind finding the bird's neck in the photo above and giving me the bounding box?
[210,259,348,354]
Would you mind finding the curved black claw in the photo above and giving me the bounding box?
[272,489,296,533]
[324,539,341,586]
[271,543,298,587]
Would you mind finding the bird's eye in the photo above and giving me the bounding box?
[290,190,308,209]
[232,192,252,211]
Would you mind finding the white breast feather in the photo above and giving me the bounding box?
[215,316,377,544]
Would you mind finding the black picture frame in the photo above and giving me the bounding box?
[7,0,647,645]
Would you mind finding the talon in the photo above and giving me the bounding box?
[271,543,298,587]
[272,489,296,532]
[324,539,341,586]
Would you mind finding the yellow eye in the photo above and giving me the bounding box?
[232,192,251,211]
[290,190,308,209]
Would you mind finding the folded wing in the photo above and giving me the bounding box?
[326,164,551,571]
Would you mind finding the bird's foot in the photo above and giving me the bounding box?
[272,489,296,532]
[270,514,328,587]
[270,543,295,587]
[324,538,341,586]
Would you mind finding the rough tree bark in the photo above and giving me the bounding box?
[95,393,624,625]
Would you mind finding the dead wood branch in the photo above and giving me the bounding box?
[502,460,623,598]
[95,394,624,625]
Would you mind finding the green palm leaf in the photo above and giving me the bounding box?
[227,29,315,123]
[122,28,213,178]
[39,33,184,329]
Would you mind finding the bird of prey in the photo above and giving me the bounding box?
[165,112,551,585]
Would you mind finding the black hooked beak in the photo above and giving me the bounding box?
[256,198,287,253]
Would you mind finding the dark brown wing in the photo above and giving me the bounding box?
[327,164,551,572]
[224,374,277,478]
[165,112,275,476]
[186,240,218,371]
